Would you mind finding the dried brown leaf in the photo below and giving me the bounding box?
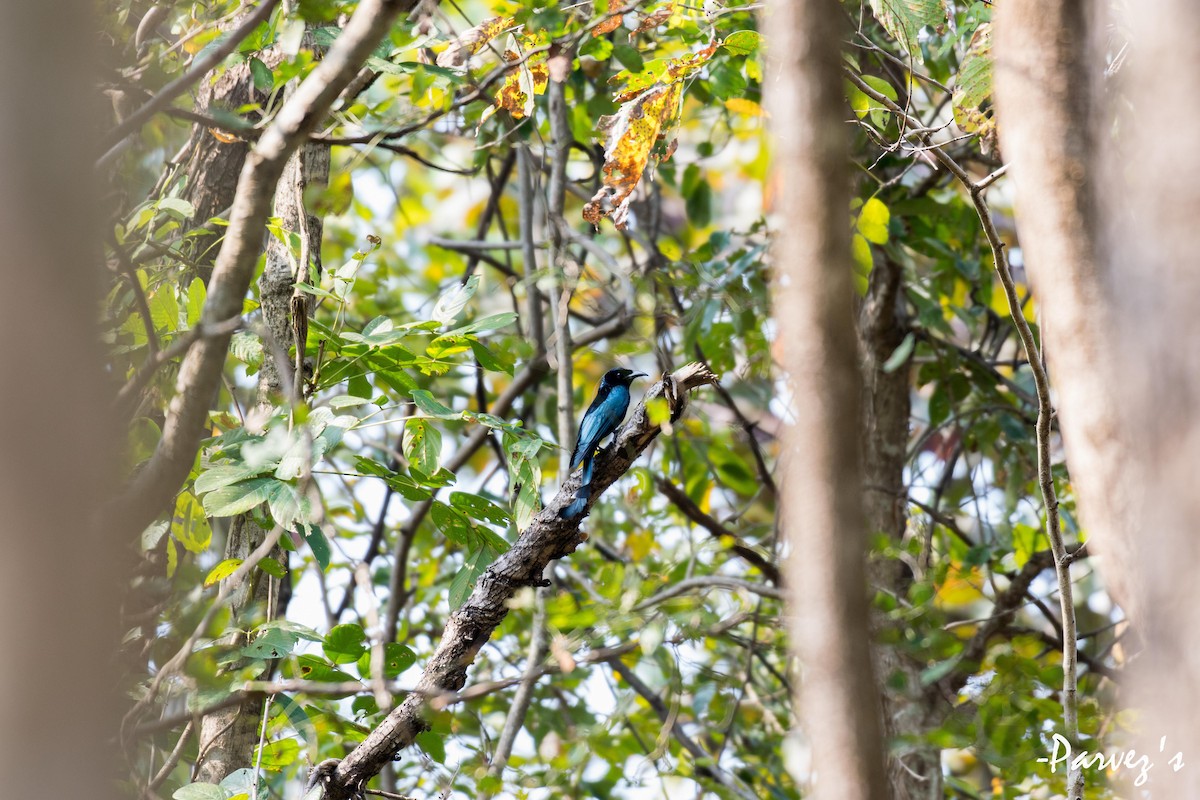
[633,3,673,36]
[436,16,512,68]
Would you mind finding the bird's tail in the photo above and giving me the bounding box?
[560,458,594,520]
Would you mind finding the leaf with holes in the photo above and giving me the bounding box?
[952,24,995,146]
[404,419,442,476]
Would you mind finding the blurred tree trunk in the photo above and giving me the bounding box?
[1095,0,1200,791]
[767,0,889,797]
[992,0,1140,621]
[0,4,122,800]
[860,257,942,799]
[1000,0,1200,791]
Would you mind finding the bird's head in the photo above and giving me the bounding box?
[602,367,648,387]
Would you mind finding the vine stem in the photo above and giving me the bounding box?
[847,70,1083,799]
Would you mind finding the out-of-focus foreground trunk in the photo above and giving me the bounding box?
[993,0,1139,624]
[766,0,890,798]
[998,0,1200,792]
[0,4,122,800]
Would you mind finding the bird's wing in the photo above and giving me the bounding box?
[571,386,629,470]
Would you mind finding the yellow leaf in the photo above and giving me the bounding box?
[628,530,654,561]
[935,564,985,607]
[857,197,890,244]
[724,97,763,117]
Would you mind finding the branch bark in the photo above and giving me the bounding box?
[317,363,717,799]
[766,0,889,797]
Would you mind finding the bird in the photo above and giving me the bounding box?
[560,367,647,520]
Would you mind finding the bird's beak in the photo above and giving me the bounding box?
[631,372,648,379]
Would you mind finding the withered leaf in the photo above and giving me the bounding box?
[436,16,512,68]
[633,3,673,37]
[592,14,624,37]
[586,40,717,229]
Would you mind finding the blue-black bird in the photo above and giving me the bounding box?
[560,367,647,520]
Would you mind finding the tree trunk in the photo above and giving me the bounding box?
[0,4,123,800]
[195,50,329,789]
[860,258,942,799]
[1094,0,1200,791]
[766,0,890,797]
[992,0,1139,622]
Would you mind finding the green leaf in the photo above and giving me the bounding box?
[219,769,259,800]
[172,491,212,553]
[431,501,475,546]
[425,333,473,360]
[415,730,446,764]
[241,627,298,659]
[302,524,332,571]
[365,57,464,83]
[204,558,244,588]
[324,623,368,664]
[612,44,644,73]
[450,491,512,526]
[257,556,286,579]
[444,311,518,337]
[952,24,994,137]
[255,738,300,770]
[158,197,196,220]
[722,30,762,57]
[265,480,313,531]
[404,419,442,475]
[383,643,417,678]
[202,477,276,518]
[169,489,218,544]
[883,333,915,373]
[259,619,325,642]
[195,463,268,495]
[512,457,541,531]
[149,286,180,333]
[431,274,479,325]
[448,546,494,609]
[187,278,206,328]
[920,655,962,686]
[173,783,231,800]
[296,654,358,683]
[410,389,459,419]
[229,330,263,366]
[470,341,514,375]
[867,0,945,60]
[142,519,169,551]
[249,56,273,91]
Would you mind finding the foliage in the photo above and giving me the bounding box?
[102,0,1120,798]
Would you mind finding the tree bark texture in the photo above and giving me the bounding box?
[860,258,943,799]
[0,4,123,800]
[766,0,890,798]
[197,85,330,783]
[992,0,1138,623]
